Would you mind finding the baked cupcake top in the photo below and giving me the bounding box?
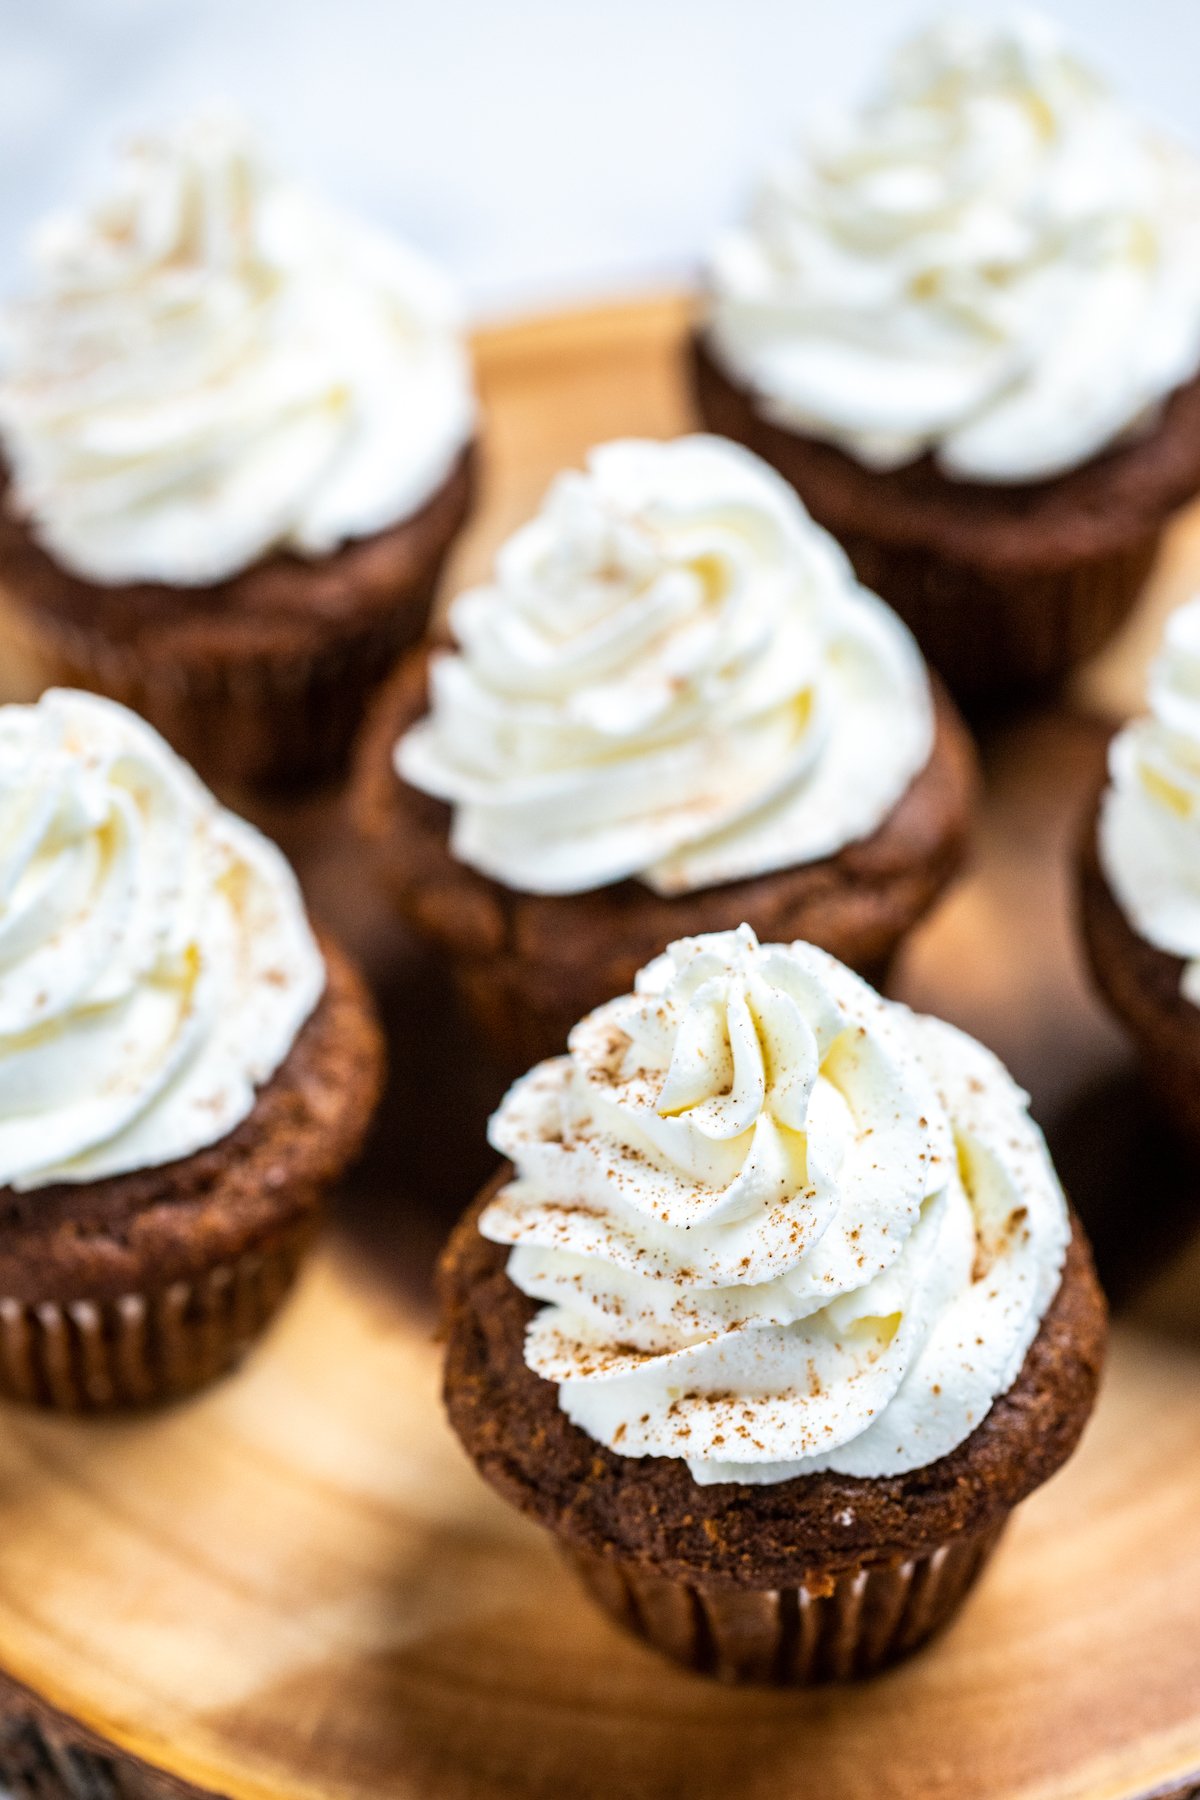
[0,111,475,586]
[0,689,324,1190]
[1099,595,1200,1003]
[705,11,1200,484]
[397,435,933,896]
[482,925,1069,1485]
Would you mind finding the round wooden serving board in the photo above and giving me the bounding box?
[3,298,1200,1800]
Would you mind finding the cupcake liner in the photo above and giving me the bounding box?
[566,1517,1007,1685]
[14,597,435,792]
[0,1219,314,1413]
[840,529,1158,703]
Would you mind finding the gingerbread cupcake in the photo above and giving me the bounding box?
[692,13,1200,701]
[441,925,1105,1684]
[355,434,975,1072]
[1079,595,1200,1152]
[0,111,477,789]
[0,689,383,1410]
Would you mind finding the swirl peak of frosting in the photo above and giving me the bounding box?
[0,109,475,585]
[706,11,1200,483]
[397,435,932,896]
[484,926,1069,1484]
[1100,595,1200,1004]
[0,689,324,1190]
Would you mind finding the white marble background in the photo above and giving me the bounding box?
[1,0,1198,318]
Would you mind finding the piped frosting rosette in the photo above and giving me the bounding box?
[706,12,1200,482]
[0,110,474,586]
[482,926,1068,1485]
[398,435,932,896]
[0,688,324,1190]
[1100,594,1200,1005]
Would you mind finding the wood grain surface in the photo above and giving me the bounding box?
[2,296,1200,1800]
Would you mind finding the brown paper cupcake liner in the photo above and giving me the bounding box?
[566,1517,1007,1685]
[15,600,432,791]
[840,529,1158,703]
[0,1219,314,1413]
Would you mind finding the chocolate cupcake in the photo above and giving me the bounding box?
[355,435,976,1072]
[440,926,1106,1685]
[692,14,1200,702]
[0,689,383,1410]
[1079,596,1200,1151]
[0,112,477,790]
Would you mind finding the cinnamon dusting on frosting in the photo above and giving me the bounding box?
[481,925,1070,1485]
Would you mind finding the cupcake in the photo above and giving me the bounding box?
[440,926,1106,1685]
[691,13,1200,702]
[0,111,477,790]
[354,434,976,1073]
[0,689,383,1410]
[1079,595,1200,1152]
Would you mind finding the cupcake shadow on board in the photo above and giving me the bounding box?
[691,12,1200,705]
[0,110,478,792]
[1078,594,1200,1157]
[439,925,1106,1685]
[0,689,384,1411]
[353,433,978,1076]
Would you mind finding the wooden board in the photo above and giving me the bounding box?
[3,296,1200,1800]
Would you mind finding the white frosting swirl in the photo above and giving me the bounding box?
[1099,595,1200,1006]
[0,111,475,585]
[706,12,1200,483]
[0,689,325,1190]
[397,437,933,896]
[484,926,1068,1484]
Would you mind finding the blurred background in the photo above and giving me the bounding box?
[3,0,1200,318]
